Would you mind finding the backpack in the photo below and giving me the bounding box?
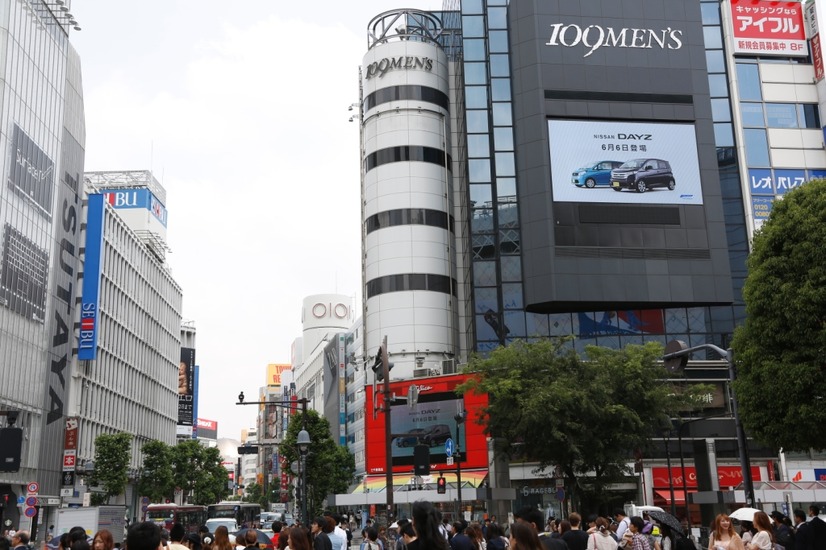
[674,537,696,550]
[775,526,794,549]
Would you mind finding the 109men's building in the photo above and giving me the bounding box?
[351,0,826,519]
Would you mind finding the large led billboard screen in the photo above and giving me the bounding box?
[364,374,488,474]
[549,120,704,205]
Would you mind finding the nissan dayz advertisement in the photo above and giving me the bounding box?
[549,120,704,205]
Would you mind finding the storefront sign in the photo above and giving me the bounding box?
[365,56,434,79]
[545,23,684,58]
[730,0,808,57]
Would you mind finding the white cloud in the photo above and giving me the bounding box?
[71,0,438,439]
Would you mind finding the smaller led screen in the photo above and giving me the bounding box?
[549,120,704,205]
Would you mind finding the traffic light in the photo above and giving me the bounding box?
[371,352,383,382]
[371,344,394,382]
[414,445,430,475]
[437,476,446,494]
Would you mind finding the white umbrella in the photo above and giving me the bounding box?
[729,507,763,522]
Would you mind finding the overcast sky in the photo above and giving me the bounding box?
[69,0,443,440]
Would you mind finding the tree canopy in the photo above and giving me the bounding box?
[138,439,229,504]
[90,432,131,505]
[732,178,826,452]
[279,409,355,519]
[460,338,699,511]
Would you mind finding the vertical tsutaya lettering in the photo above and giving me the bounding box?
[364,56,435,79]
[546,23,684,57]
[48,196,79,424]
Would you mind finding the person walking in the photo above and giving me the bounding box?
[311,518,333,550]
[11,532,29,550]
[407,501,450,550]
[561,514,588,550]
[93,530,115,550]
[745,512,773,550]
[707,514,744,550]
[586,519,617,550]
[509,523,544,550]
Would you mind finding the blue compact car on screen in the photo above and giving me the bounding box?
[571,160,624,188]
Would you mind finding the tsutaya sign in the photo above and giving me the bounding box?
[546,23,684,58]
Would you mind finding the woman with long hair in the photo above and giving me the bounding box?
[745,512,773,550]
[212,526,234,550]
[486,523,509,550]
[408,501,450,550]
[509,523,543,550]
[587,518,618,550]
[92,530,114,550]
[279,528,292,550]
[708,514,744,550]
[466,524,487,550]
[289,528,313,550]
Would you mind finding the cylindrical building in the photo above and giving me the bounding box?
[360,11,458,379]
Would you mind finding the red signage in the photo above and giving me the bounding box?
[364,373,488,474]
[64,417,78,450]
[730,0,808,57]
[814,34,825,81]
[62,451,76,470]
[652,465,762,488]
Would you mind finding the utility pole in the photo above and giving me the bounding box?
[381,336,394,523]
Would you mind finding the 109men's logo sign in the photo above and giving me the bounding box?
[546,23,684,58]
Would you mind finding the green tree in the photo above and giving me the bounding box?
[171,440,230,505]
[279,409,355,519]
[243,482,266,509]
[90,432,131,505]
[460,338,699,511]
[138,440,174,503]
[732,178,826,451]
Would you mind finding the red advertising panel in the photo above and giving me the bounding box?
[652,465,762,488]
[814,34,825,81]
[364,374,488,474]
[197,418,218,439]
[730,0,808,57]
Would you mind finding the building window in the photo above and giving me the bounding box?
[736,63,762,101]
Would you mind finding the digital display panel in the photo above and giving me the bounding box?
[364,374,488,474]
[548,120,704,205]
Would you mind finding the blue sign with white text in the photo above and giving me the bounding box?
[78,194,105,360]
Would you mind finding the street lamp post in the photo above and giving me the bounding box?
[662,342,756,507]
[297,429,311,527]
[236,392,310,517]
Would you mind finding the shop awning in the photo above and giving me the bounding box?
[352,469,488,494]
[654,489,687,504]
[327,470,490,507]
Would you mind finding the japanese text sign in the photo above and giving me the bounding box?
[730,0,808,57]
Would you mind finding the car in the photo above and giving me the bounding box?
[395,428,427,447]
[610,158,675,193]
[571,160,623,187]
[421,424,452,447]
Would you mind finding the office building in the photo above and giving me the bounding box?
[353,0,826,517]
[63,173,182,511]
[0,0,85,529]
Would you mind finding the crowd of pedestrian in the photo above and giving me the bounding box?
[6,503,826,550]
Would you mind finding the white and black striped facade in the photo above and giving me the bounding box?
[360,11,464,379]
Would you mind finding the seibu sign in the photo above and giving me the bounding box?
[546,23,684,58]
